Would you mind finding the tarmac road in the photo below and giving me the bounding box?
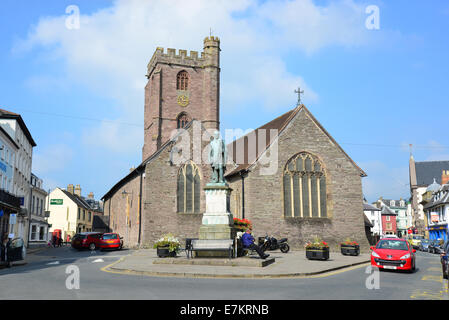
[0,246,447,300]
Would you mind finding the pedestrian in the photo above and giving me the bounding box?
[58,237,63,247]
[66,235,71,246]
[241,228,270,259]
[52,235,57,248]
[1,234,11,268]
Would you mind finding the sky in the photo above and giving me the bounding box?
[0,0,448,203]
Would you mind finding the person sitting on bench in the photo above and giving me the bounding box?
[241,228,269,259]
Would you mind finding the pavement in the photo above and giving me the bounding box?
[103,249,371,278]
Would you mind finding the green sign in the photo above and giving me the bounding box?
[50,199,63,205]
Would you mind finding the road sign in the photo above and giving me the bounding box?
[50,199,63,205]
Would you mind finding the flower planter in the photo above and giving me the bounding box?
[340,244,360,256]
[306,247,329,260]
[157,246,177,258]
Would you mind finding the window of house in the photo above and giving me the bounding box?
[39,226,45,240]
[386,216,390,221]
[31,225,37,241]
[177,161,201,213]
[176,70,189,90]
[283,152,327,218]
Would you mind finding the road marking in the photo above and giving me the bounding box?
[46,261,60,265]
[92,259,104,263]
[421,275,443,282]
[427,267,441,272]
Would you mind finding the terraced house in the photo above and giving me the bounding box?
[47,185,104,240]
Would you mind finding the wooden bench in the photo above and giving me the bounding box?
[188,239,234,259]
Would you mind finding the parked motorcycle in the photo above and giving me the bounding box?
[260,235,290,253]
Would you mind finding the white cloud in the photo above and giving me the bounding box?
[15,0,376,156]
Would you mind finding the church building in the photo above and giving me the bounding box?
[101,36,370,251]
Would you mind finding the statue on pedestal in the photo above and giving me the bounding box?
[208,130,227,184]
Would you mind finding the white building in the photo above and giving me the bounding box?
[47,185,103,240]
[28,173,49,246]
[0,125,20,238]
[423,180,449,241]
[364,202,382,238]
[0,108,36,245]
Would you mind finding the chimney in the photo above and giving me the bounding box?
[442,170,449,185]
[88,192,94,199]
[75,184,81,197]
[67,184,74,194]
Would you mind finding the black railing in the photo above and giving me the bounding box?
[0,189,21,209]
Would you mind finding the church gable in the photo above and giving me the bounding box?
[233,105,366,179]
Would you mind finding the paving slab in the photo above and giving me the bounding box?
[105,249,371,278]
[153,256,276,267]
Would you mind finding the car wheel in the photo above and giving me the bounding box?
[89,243,96,251]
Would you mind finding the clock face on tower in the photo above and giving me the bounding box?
[177,95,189,107]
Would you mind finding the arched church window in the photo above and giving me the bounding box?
[177,161,201,213]
[283,152,327,218]
[177,70,189,90]
[177,112,190,129]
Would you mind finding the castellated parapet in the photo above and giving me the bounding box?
[146,36,220,78]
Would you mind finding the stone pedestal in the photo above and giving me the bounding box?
[197,183,235,257]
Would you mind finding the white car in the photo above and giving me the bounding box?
[381,234,398,238]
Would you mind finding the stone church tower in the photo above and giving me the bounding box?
[142,36,221,161]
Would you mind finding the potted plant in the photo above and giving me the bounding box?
[305,236,329,260]
[153,233,181,257]
[340,238,360,256]
[233,218,252,232]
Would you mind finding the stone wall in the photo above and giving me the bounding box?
[142,37,220,161]
[228,108,370,252]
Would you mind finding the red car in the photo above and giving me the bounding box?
[371,238,416,272]
[71,232,103,250]
[99,233,123,251]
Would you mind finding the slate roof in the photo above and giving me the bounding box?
[0,108,37,147]
[59,188,101,212]
[101,120,197,201]
[378,199,407,208]
[415,160,449,187]
[225,104,367,178]
[423,183,449,210]
[381,204,398,216]
[363,203,381,211]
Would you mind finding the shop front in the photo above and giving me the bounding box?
[428,224,448,241]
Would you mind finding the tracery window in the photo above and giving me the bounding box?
[177,112,190,129]
[283,152,327,218]
[177,70,189,90]
[177,161,201,213]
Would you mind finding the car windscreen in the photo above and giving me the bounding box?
[102,234,117,240]
[73,234,87,240]
[376,240,409,250]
